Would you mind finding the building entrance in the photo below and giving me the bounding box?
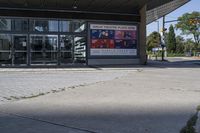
[30,35,58,65]
[13,35,28,65]
[0,34,28,66]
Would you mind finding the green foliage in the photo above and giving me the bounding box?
[176,11,200,46]
[180,112,198,133]
[146,31,161,51]
[176,36,185,53]
[167,25,176,53]
[197,105,200,111]
[167,53,185,57]
[184,39,195,52]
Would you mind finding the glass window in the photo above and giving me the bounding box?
[30,19,58,32]
[30,35,43,51]
[59,21,70,32]
[0,19,11,31]
[0,34,12,64]
[45,35,58,51]
[73,21,86,33]
[13,35,27,51]
[60,35,73,51]
[59,20,86,32]
[12,19,28,31]
[0,34,12,51]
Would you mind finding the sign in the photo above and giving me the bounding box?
[91,49,137,56]
[90,24,137,56]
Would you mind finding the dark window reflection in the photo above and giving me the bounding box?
[45,36,58,51]
[0,34,12,51]
[14,36,27,51]
[30,36,43,51]
[60,35,73,51]
[0,34,12,64]
[12,19,28,31]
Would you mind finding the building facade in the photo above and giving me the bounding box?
[0,0,190,67]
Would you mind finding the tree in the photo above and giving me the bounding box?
[146,31,161,51]
[184,39,195,53]
[167,25,176,53]
[176,11,200,47]
[176,35,185,53]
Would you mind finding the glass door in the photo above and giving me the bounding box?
[0,34,12,66]
[13,35,27,65]
[60,35,73,64]
[30,35,58,65]
[45,35,58,64]
[59,35,86,65]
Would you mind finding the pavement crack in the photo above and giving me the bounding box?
[0,111,98,133]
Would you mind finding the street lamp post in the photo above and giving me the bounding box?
[162,16,166,61]
[155,20,160,33]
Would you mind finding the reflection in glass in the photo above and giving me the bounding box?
[73,21,86,33]
[13,35,27,64]
[0,19,11,31]
[30,20,58,32]
[45,36,58,51]
[60,52,73,64]
[45,52,57,64]
[0,52,11,64]
[74,36,86,63]
[59,21,70,32]
[0,34,12,64]
[14,36,27,51]
[0,34,12,51]
[30,35,58,64]
[60,35,73,51]
[60,35,73,64]
[14,52,27,64]
[59,20,86,32]
[31,52,43,63]
[30,35,43,51]
[12,19,28,31]
[0,17,87,66]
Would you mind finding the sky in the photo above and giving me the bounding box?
[147,0,200,39]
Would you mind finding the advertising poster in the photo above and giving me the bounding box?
[90,24,137,56]
[91,29,115,39]
[91,39,115,48]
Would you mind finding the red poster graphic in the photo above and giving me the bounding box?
[115,31,136,40]
[91,39,115,48]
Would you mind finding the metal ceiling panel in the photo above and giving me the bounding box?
[147,0,190,24]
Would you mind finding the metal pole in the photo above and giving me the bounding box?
[162,16,165,61]
[156,21,159,33]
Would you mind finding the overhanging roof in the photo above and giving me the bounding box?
[147,0,190,24]
[0,0,190,22]
[0,0,147,14]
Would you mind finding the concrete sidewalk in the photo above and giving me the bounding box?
[0,67,200,133]
[0,69,131,103]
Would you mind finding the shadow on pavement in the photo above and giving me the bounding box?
[0,108,195,133]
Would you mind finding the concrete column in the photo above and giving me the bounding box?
[139,5,147,64]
